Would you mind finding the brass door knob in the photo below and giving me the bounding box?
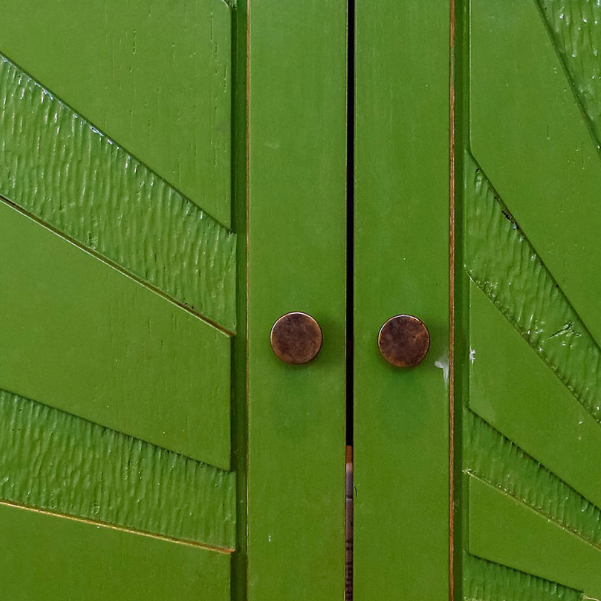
[377,315,430,367]
[270,312,323,364]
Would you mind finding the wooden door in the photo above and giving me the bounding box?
[354,0,601,600]
[0,1,239,598]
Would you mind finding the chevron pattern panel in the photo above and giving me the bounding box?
[463,1,601,600]
[0,2,236,599]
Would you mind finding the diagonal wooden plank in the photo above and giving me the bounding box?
[469,281,601,510]
[0,387,235,550]
[470,0,601,344]
[464,553,583,601]
[0,199,232,470]
[468,475,601,599]
[0,501,231,600]
[466,413,601,562]
[0,54,236,332]
[464,154,601,427]
[537,0,601,154]
[0,0,233,227]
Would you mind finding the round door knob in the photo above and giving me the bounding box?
[270,312,323,364]
[377,315,430,367]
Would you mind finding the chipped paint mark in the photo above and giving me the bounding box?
[435,354,450,385]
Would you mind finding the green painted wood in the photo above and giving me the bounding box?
[469,282,601,511]
[0,1,241,597]
[464,153,601,426]
[0,173,231,471]
[0,54,236,331]
[538,0,601,153]
[459,2,601,600]
[247,1,347,598]
[0,387,235,549]
[470,0,601,344]
[353,1,451,599]
[465,411,601,552]
[0,0,233,227]
[463,553,582,601]
[468,475,601,599]
[0,502,231,601]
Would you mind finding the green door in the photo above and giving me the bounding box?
[4,0,601,600]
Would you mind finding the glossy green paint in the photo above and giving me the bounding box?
[0,387,236,549]
[353,1,450,599]
[247,1,347,599]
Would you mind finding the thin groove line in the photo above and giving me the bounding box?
[0,193,236,337]
[465,472,601,556]
[449,0,456,600]
[0,499,234,554]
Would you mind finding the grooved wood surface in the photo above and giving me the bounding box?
[462,1,601,600]
[539,0,601,150]
[464,554,581,601]
[0,200,232,470]
[0,0,233,227]
[0,388,235,549]
[0,0,237,595]
[0,54,236,331]
[469,476,601,597]
[470,0,601,344]
[469,283,601,511]
[465,154,601,426]
[465,411,601,550]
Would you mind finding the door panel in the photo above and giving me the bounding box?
[353,1,451,599]
[459,0,601,599]
[247,1,347,599]
[0,1,238,596]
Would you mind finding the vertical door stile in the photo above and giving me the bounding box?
[353,1,452,599]
[247,1,348,599]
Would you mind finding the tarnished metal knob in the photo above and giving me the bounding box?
[377,315,430,367]
[270,312,323,364]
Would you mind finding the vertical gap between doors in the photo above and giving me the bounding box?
[345,0,355,599]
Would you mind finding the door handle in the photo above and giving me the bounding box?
[377,315,430,367]
[270,312,323,364]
